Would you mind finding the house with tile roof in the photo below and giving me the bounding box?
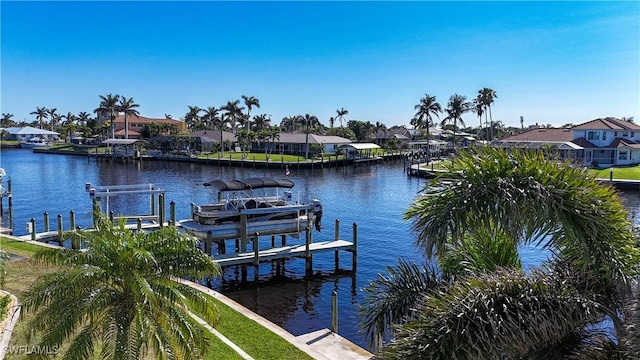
[492,117,640,166]
[267,133,352,156]
[97,111,186,139]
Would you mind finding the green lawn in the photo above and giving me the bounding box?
[0,238,312,360]
[588,165,640,180]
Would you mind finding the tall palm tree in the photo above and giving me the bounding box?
[62,112,77,142]
[361,147,640,358]
[77,111,90,127]
[30,106,49,130]
[442,94,471,150]
[22,215,221,359]
[118,96,140,139]
[252,114,270,131]
[473,97,484,140]
[212,112,228,154]
[202,106,219,130]
[221,100,244,134]
[242,95,260,131]
[279,116,298,132]
[184,105,203,132]
[414,94,442,161]
[1,113,15,127]
[297,113,319,159]
[47,107,58,131]
[479,87,497,141]
[336,108,348,127]
[95,94,121,139]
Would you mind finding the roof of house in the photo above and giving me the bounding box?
[114,129,141,136]
[188,130,236,142]
[1,126,60,135]
[571,137,598,148]
[500,128,574,142]
[112,114,184,126]
[276,133,351,144]
[609,138,640,149]
[572,117,640,131]
[339,143,381,150]
[377,133,408,140]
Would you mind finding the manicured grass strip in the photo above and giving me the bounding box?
[0,237,309,360]
[208,294,314,360]
[588,165,640,180]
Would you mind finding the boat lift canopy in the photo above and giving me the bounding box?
[203,178,294,191]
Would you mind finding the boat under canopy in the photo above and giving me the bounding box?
[203,178,295,191]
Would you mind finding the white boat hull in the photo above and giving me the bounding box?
[179,216,311,241]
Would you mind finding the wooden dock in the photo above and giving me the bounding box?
[212,239,354,267]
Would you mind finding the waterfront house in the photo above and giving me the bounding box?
[0,126,60,142]
[258,133,352,156]
[188,130,237,152]
[97,111,187,139]
[492,117,640,167]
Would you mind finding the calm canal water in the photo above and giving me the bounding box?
[1,148,637,350]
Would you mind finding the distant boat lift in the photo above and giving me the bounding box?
[85,182,166,224]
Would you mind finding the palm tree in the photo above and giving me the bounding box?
[336,108,348,127]
[442,94,471,150]
[361,147,640,358]
[265,125,281,157]
[62,112,77,143]
[22,215,221,359]
[1,113,15,127]
[47,107,59,131]
[95,94,121,139]
[473,97,485,140]
[279,116,298,132]
[212,112,228,154]
[77,111,90,127]
[185,105,203,132]
[242,95,260,131]
[221,100,244,135]
[479,87,497,140]
[252,114,270,131]
[202,106,219,130]
[30,106,49,130]
[414,94,442,161]
[297,113,319,159]
[118,96,140,139]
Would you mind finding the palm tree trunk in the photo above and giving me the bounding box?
[489,106,494,141]
[124,114,128,139]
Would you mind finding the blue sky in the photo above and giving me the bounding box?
[1,1,638,129]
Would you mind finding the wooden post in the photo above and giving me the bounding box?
[218,239,226,254]
[305,225,313,276]
[335,219,340,270]
[57,214,63,243]
[69,210,75,230]
[92,198,100,227]
[205,231,213,255]
[352,222,358,271]
[235,239,240,253]
[137,218,142,231]
[331,290,338,333]
[253,232,260,266]
[191,202,195,218]
[271,235,275,247]
[72,226,81,250]
[170,201,176,226]
[30,218,36,241]
[158,194,165,228]
[240,214,248,252]
[281,234,286,247]
[43,212,50,232]
[109,211,114,224]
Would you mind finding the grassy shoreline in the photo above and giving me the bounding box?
[0,238,313,360]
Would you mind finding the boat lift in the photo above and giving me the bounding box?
[85,182,166,224]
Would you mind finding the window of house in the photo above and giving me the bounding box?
[615,131,618,136]
[623,132,629,137]
[632,132,635,137]
[587,131,600,141]
[603,132,607,141]
[619,151,628,160]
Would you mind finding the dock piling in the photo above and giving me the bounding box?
[30,218,36,241]
[352,222,358,272]
[170,201,176,226]
[253,232,260,266]
[334,219,340,270]
[43,212,50,232]
[70,210,75,230]
[205,231,212,255]
[305,225,313,276]
[331,290,338,333]
[57,214,63,243]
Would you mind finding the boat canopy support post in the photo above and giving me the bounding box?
[305,224,313,277]
[205,231,213,256]
[253,232,260,266]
